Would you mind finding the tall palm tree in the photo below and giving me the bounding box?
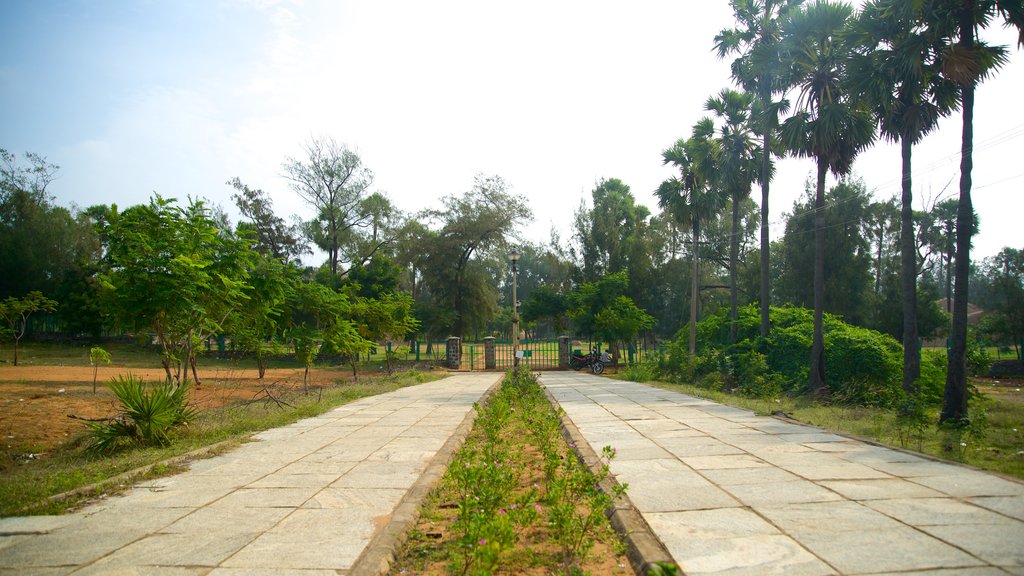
[846,0,960,395]
[716,0,804,339]
[656,119,724,357]
[780,0,876,394]
[926,0,1023,423]
[705,88,762,343]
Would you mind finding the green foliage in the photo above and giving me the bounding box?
[567,272,654,347]
[620,362,659,383]
[966,337,992,377]
[0,291,59,365]
[87,374,197,453]
[89,346,112,394]
[101,195,254,384]
[664,304,910,406]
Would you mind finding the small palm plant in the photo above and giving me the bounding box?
[87,374,197,452]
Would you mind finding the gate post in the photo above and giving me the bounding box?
[558,336,571,369]
[446,337,462,369]
[484,337,496,369]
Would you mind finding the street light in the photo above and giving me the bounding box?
[507,248,521,369]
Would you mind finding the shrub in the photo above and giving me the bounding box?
[621,362,658,383]
[87,374,197,453]
[667,304,906,406]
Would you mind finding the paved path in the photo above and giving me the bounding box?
[0,372,500,575]
[542,372,1024,576]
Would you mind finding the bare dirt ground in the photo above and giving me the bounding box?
[0,365,352,454]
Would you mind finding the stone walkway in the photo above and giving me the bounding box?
[541,372,1024,576]
[0,372,500,575]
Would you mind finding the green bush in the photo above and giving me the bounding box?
[621,362,658,383]
[664,304,906,406]
[87,374,197,452]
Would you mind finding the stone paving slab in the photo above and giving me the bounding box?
[0,372,499,575]
[541,372,1024,576]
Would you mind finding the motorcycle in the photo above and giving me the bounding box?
[569,347,611,374]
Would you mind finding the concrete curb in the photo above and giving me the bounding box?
[349,375,503,576]
[543,386,680,576]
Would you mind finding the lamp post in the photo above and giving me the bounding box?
[507,248,521,369]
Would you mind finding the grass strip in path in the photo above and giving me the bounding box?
[389,369,645,576]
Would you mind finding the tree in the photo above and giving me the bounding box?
[780,0,876,394]
[351,292,419,375]
[229,257,297,379]
[927,0,1023,423]
[102,196,253,385]
[778,179,874,325]
[847,0,960,393]
[228,177,309,264]
[567,272,654,360]
[715,0,804,338]
[977,248,1024,360]
[418,175,531,338]
[0,291,57,365]
[706,88,762,342]
[0,150,100,301]
[287,282,372,389]
[656,119,724,356]
[282,137,374,276]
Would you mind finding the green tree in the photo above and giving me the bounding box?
[847,0,960,393]
[715,0,805,338]
[778,179,874,325]
[0,150,100,302]
[567,272,654,360]
[706,88,762,342]
[926,0,1023,422]
[282,137,375,276]
[977,248,1024,359]
[102,196,253,385]
[780,0,876,393]
[228,177,309,264]
[0,291,57,365]
[418,175,531,338]
[351,291,419,374]
[656,119,725,356]
[229,257,297,379]
[287,282,372,389]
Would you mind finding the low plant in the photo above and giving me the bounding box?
[89,346,112,394]
[621,361,658,383]
[86,374,197,453]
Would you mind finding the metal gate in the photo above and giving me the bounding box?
[494,339,561,370]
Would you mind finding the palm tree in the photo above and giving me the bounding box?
[716,0,804,339]
[926,0,1023,423]
[780,0,876,394]
[656,119,724,356]
[846,0,960,395]
[705,88,762,343]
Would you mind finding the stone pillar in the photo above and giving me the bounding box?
[484,337,496,370]
[445,336,462,369]
[558,336,571,369]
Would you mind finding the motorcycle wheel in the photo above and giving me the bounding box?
[591,361,604,375]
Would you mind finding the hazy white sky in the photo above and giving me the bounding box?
[2,0,1022,263]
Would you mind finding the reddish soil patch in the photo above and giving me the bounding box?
[0,365,352,455]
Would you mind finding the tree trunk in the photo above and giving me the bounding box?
[900,136,920,393]
[760,128,772,338]
[729,193,741,343]
[941,18,975,423]
[810,160,828,394]
[689,218,700,357]
[190,352,201,387]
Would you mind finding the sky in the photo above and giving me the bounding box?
[2,0,1023,265]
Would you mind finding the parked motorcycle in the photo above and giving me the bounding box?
[569,347,611,374]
